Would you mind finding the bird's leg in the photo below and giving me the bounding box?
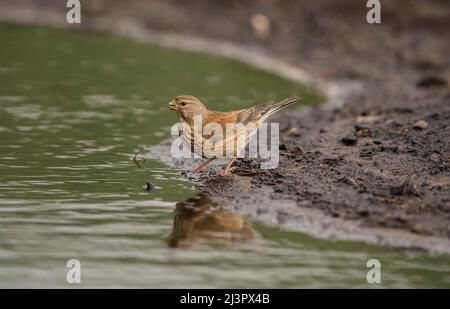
[191,157,216,173]
[218,157,237,176]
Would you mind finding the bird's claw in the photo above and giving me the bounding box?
[217,167,235,177]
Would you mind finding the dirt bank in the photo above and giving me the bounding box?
[1,0,449,252]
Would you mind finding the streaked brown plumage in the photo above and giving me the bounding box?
[168,193,259,248]
[168,95,302,175]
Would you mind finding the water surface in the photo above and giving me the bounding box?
[0,24,449,288]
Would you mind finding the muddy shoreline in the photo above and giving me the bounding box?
[1,1,449,253]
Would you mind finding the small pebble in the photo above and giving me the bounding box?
[382,145,399,153]
[430,153,440,163]
[341,136,357,145]
[250,14,271,39]
[413,120,429,130]
[293,146,304,154]
[356,115,379,124]
[360,147,373,158]
[286,127,301,136]
[385,119,402,127]
[355,123,372,137]
[354,123,371,131]
[417,76,447,88]
[145,182,154,191]
[279,143,287,150]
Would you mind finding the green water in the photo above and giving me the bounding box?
[0,23,449,288]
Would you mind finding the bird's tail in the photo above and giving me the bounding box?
[261,96,302,118]
[236,96,302,124]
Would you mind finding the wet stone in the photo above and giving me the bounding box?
[145,182,154,191]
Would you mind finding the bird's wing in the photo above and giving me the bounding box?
[199,96,301,157]
[206,111,238,126]
[235,96,302,124]
[203,110,238,141]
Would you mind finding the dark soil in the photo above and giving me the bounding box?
[251,96,450,239]
[2,0,449,250]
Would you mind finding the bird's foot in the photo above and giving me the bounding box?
[217,170,228,177]
[217,157,237,177]
[217,167,235,177]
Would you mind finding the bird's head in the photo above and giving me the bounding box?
[168,95,208,123]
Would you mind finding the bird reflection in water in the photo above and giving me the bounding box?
[168,193,260,248]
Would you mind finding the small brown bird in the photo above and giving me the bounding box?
[168,95,302,176]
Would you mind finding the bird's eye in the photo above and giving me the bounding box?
[180,102,187,106]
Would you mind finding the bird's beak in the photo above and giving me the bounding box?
[168,100,176,111]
